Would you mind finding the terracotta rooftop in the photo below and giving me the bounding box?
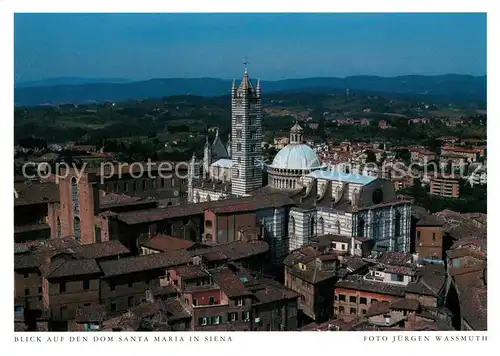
[47,258,102,279]
[14,182,60,206]
[212,267,252,298]
[140,235,195,252]
[336,276,407,297]
[116,193,295,225]
[98,250,192,277]
[71,240,130,260]
[389,298,420,311]
[174,265,209,279]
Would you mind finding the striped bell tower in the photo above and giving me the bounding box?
[231,64,263,196]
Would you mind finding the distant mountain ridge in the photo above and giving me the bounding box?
[14,74,486,106]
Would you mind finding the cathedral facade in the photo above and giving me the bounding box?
[187,68,412,260]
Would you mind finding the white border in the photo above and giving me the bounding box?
[1,1,496,355]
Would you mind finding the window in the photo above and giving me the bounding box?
[359,297,367,305]
[38,287,42,294]
[334,295,338,301]
[318,217,325,235]
[23,272,29,278]
[128,282,133,288]
[110,282,115,291]
[74,217,81,241]
[357,218,365,237]
[371,299,378,303]
[332,243,337,249]
[228,312,237,322]
[349,296,357,304]
[84,303,91,307]
[250,131,257,139]
[193,298,197,306]
[338,294,346,302]
[128,296,134,307]
[124,182,129,192]
[350,308,356,315]
[213,316,221,325]
[432,233,436,243]
[336,220,341,234]
[341,244,346,250]
[209,296,215,305]
[242,311,250,321]
[391,274,405,282]
[237,143,242,152]
[251,144,256,152]
[339,306,345,314]
[60,306,67,318]
[95,226,102,243]
[236,115,243,124]
[236,298,244,306]
[59,282,66,293]
[110,302,117,312]
[205,220,213,228]
[416,230,421,241]
[395,212,402,236]
[24,288,30,296]
[362,309,367,315]
[237,129,242,138]
[198,317,207,326]
[83,280,90,291]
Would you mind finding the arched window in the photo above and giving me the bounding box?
[167,201,173,207]
[56,217,61,238]
[336,220,341,235]
[351,189,359,206]
[71,177,79,214]
[206,195,211,202]
[335,186,341,200]
[195,192,200,203]
[289,216,296,236]
[310,216,315,237]
[74,217,81,241]
[319,217,325,235]
[357,218,365,237]
[395,211,402,236]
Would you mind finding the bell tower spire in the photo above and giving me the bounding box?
[231,64,263,196]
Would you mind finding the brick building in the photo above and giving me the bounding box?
[429,174,461,198]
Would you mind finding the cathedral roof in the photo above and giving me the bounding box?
[211,159,233,169]
[271,143,322,170]
[211,130,229,159]
[307,170,376,185]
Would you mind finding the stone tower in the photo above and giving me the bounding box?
[231,69,263,196]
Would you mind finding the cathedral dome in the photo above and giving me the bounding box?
[271,143,322,170]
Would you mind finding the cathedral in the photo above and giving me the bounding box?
[187,68,412,258]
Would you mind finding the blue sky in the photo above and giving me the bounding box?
[14,13,487,82]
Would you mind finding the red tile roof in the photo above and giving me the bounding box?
[140,235,195,252]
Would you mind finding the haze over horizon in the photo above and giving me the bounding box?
[14,13,487,83]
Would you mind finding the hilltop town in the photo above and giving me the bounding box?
[14,69,487,332]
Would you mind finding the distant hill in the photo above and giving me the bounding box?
[14,74,486,106]
[15,77,132,88]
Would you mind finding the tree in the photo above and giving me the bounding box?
[365,150,377,164]
[395,149,411,163]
